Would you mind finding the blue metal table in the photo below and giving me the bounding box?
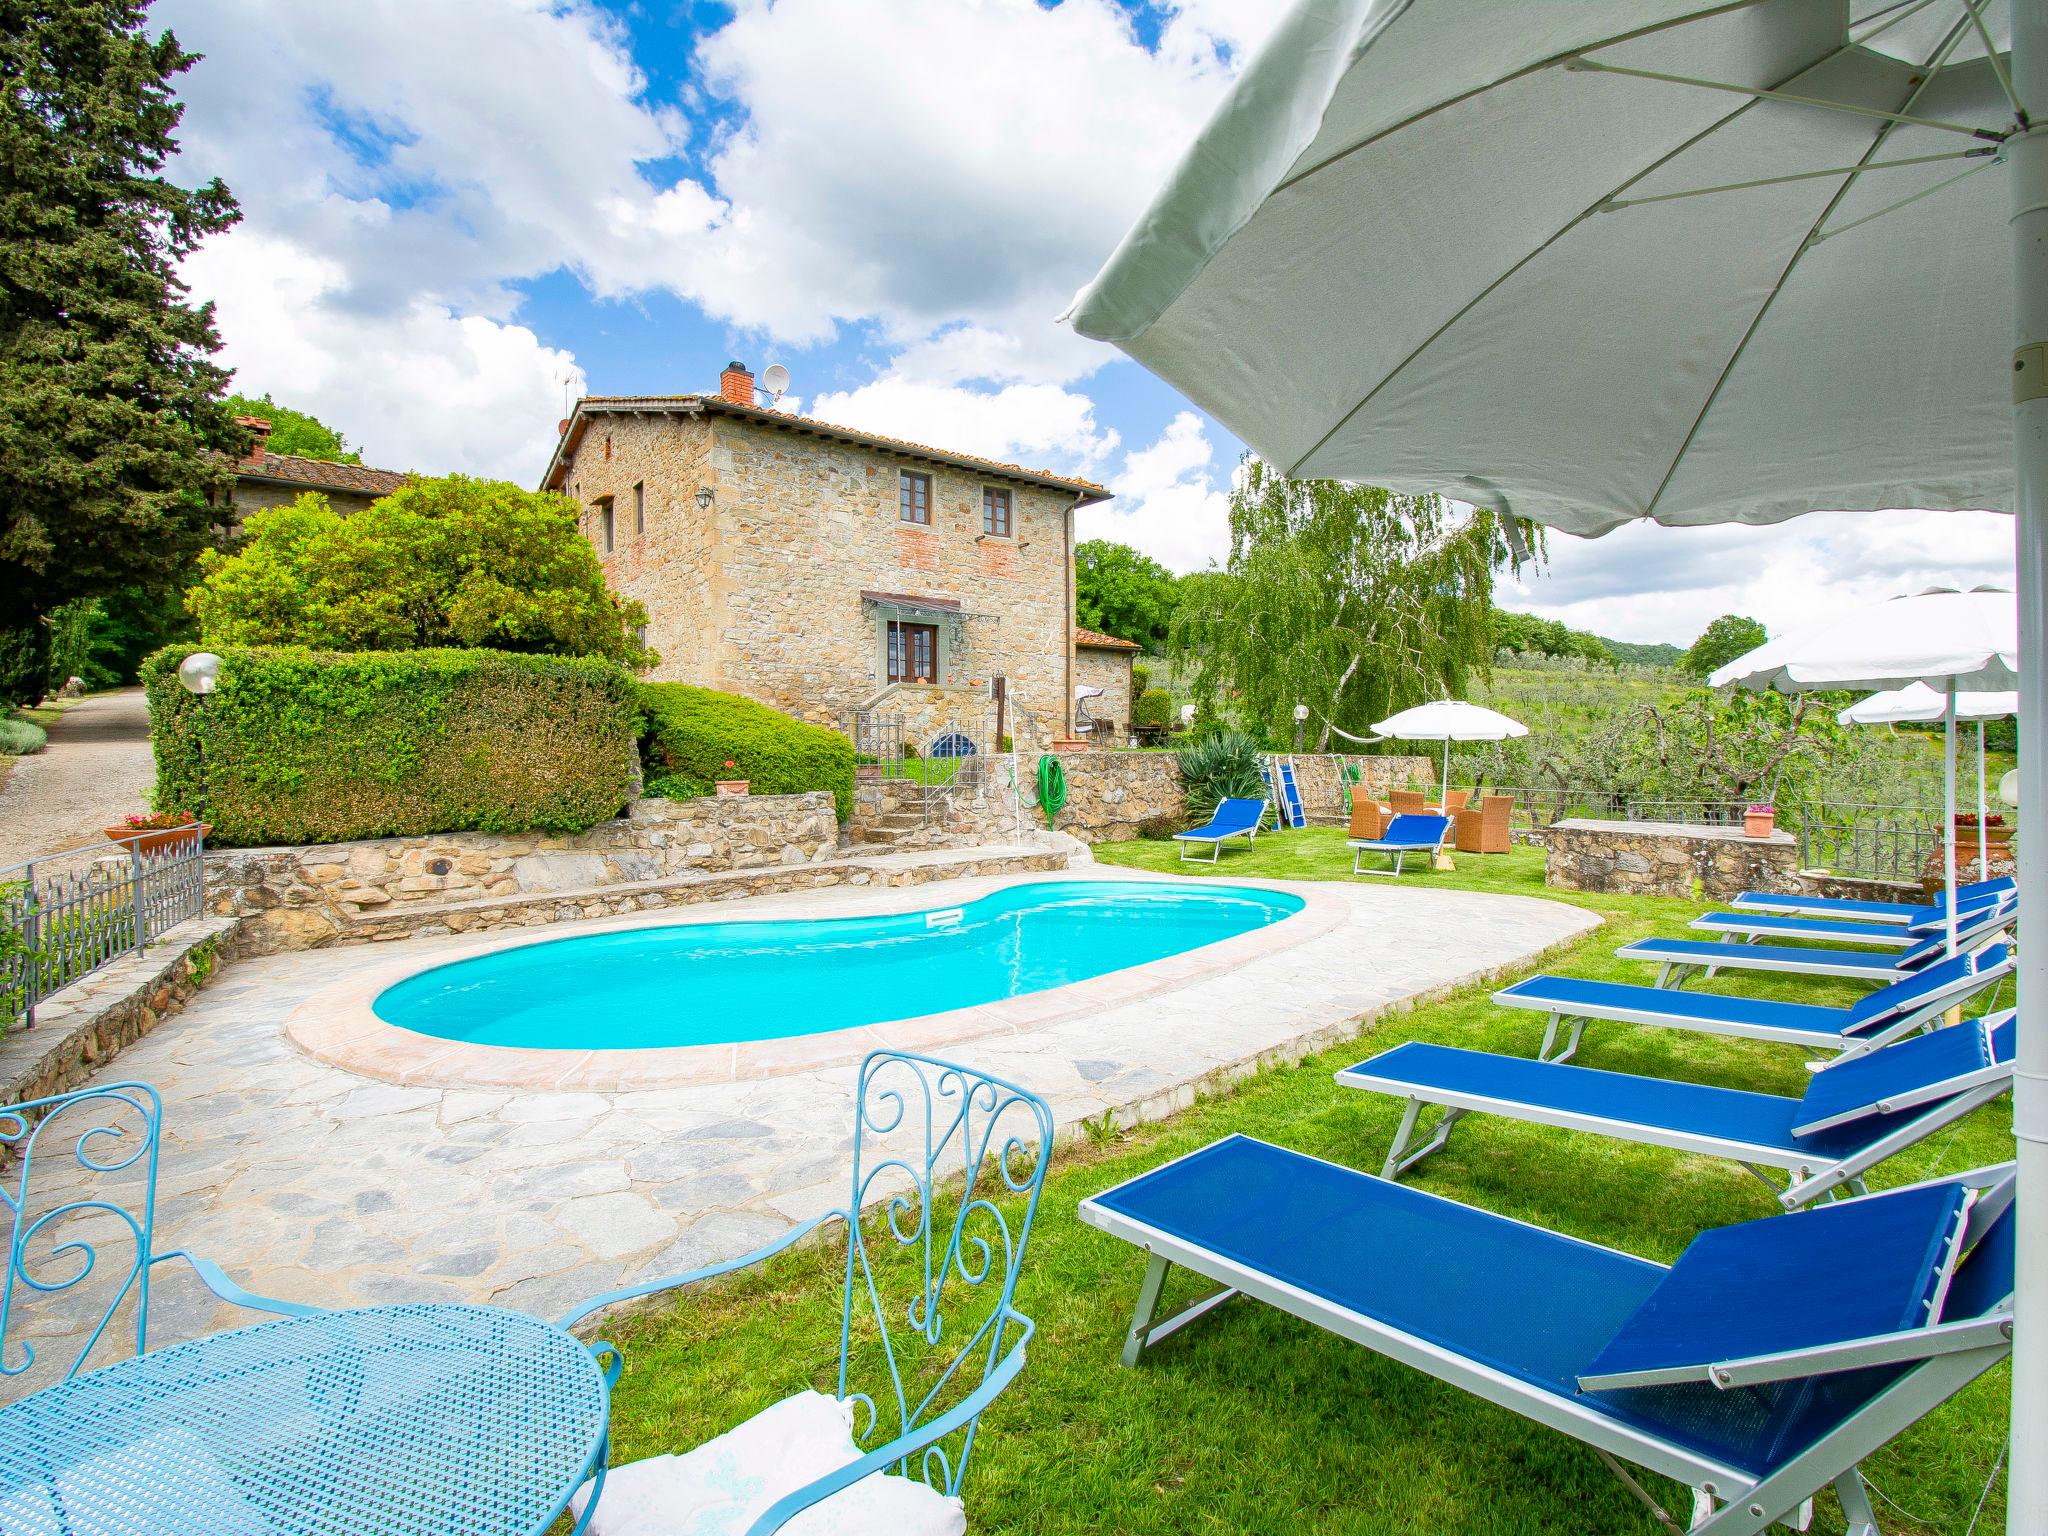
[0,1302,610,1535]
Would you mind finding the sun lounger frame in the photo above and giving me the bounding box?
[1080,1139,2013,1536]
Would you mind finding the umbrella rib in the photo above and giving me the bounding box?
[1807,156,1997,245]
[1271,0,1775,197]
[1564,56,2007,140]
[1283,26,1878,481]
[1954,0,2027,121]
[1598,146,1994,211]
[1639,12,1978,519]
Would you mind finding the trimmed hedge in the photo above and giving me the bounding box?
[143,647,640,846]
[639,683,855,821]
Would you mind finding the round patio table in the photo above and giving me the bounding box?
[0,1302,610,1535]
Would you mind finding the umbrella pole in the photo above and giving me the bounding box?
[1943,691,1958,958]
[1441,738,1451,808]
[1978,720,1988,888]
[2007,15,2048,1528]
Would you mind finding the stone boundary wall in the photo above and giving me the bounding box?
[0,916,241,1111]
[1544,818,1800,901]
[208,792,840,953]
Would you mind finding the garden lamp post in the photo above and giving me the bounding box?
[176,652,221,825]
[1292,703,1309,752]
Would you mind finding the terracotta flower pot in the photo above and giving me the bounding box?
[104,822,209,856]
[715,780,750,797]
[855,764,883,783]
[1743,810,1775,839]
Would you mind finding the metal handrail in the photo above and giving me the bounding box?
[1,829,207,1031]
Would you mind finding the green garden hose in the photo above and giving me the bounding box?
[1036,753,1068,827]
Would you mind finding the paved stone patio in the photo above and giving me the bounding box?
[5,866,1595,1398]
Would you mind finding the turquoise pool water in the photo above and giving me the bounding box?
[372,880,1302,1050]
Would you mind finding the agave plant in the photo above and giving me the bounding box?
[1175,730,1267,820]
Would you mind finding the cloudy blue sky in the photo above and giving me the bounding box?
[156,0,2016,646]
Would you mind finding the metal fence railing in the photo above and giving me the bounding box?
[1487,786,1967,885]
[850,709,996,820]
[1,830,208,1031]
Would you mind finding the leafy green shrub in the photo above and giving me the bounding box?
[0,717,47,755]
[143,647,639,846]
[1132,688,1172,731]
[1174,729,1266,820]
[644,771,712,801]
[639,684,855,821]
[0,625,50,710]
[1131,663,1151,696]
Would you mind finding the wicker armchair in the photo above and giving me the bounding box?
[1439,787,1478,814]
[1348,797,1391,840]
[1455,793,1514,854]
[1388,789,1431,817]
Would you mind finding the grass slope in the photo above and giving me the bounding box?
[591,835,2012,1535]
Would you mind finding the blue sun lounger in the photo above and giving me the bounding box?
[1690,893,2013,949]
[1492,944,2010,1064]
[1731,875,2014,926]
[1082,1136,2014,1535]
[1172,796,1267,862]
[1337,1011,2016,1208]
[1347,813,1452,876]
[1621,901,2016,989]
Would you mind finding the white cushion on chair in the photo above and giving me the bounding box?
[570,1390,967,1536]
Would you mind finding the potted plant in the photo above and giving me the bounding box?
[1953,811,2013,848]
[715,759,750,796]
[105,810,209,855]
[1743,802,1776,838]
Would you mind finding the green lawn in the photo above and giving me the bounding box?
[592,831,2012,1534]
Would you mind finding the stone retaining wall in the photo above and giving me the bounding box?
[0,916,241,1110]
[208,792,840,953]
[1544,818,1800,900]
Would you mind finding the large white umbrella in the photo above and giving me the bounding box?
[1711,587,2018,952]
[1067,1,2044,1521]
[1840,682,2020,906]
[1370,700,1527,807]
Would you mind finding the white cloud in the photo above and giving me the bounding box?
[184,232,582,481]
[1083,411,1232,572]
[806,378,1119,474]
[1501,509,2016,645]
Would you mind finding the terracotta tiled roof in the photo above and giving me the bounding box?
[1075,626,1140,650]
[236,453,410,497]
[544,394,1112,506]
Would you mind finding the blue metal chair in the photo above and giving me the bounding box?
[559,1050,1054,1536]
[1,1082,324,1389]
[1172,797,1268,862]
[1347,812,1452,876]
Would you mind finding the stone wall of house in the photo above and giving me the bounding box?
[564,405,1079,749]
[228,479,379,524]
[562,411,720,685]
[207,792,840,953]
[1543,818,1800,900]
[1075,646,1134,742]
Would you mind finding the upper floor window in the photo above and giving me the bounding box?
[982,487,1012,538]
[596,496,615,553]
[899,470,932,525]
[633,481,645,535]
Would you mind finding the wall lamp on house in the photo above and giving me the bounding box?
[694,486,715,509]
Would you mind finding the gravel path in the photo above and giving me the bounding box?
[0,688,157,868]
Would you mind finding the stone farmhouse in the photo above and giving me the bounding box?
[222,415,410,523]
[1074,626,1139,740]
[542,363,1119,750]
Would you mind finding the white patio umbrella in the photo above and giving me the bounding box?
[1710,587,2019,954]
[1370,700,1528,807]
[1840,682,2020,906]
[1066,2,2045,1520]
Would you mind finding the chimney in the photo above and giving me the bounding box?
[235,415,271,466]
[719,360,754,408]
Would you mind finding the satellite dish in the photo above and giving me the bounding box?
[761,363,791,403]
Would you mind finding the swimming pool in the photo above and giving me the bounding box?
[371,881,1303,1051]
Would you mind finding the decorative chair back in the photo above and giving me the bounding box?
[837,1052,1053,1498]
[1388,789,1429,817]
[2,1082,163,1388]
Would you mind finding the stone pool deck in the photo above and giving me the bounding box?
[6,866,1596,1395]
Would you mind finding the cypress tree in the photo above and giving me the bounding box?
[0,0,241,641]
